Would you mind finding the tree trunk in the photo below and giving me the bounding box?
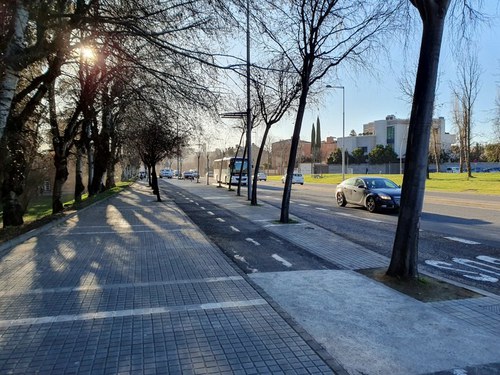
[280,84,309,223]
[74,144,85,203]
[251,125,271,205]
[237,143,247,197]
[387,0,449,279]
[89,131,109,195]
[0,142,25,227]
[52,147,69,214]
[0,1,30,140]
[151,165,161,201]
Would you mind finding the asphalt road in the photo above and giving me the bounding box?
[256,181,500,295]
[161,179,500,296]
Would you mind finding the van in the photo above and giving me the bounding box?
[281,173,304,185]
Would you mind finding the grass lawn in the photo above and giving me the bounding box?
[268,172,500,195]
[0,181,133,243]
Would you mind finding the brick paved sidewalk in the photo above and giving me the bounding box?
[0,184,336,374]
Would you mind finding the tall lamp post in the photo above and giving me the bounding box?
[245,0,252,201]
[326,85,345,180]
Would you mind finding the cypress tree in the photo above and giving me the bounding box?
[316,116,321,162]
[311,123,316,162]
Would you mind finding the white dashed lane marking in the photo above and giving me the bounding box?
[272,254,292,268]
[230,226,240,232]
[216,218,225,223]
[246,238,260,246]
[444,237,481,245]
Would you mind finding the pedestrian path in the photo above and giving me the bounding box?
[0,183,337,374]
[162,179,500,375]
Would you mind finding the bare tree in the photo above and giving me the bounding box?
[494,89,500,143]
[251,57,300,205]
[387,0,484,279]
[1,0,232,224]
[451,50,482,177]
[257,0,399,223]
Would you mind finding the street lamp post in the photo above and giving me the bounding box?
[326,85,345,180]
[245,0,252,201]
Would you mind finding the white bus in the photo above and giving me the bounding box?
[213,157,248,185]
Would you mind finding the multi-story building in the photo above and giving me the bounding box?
[338,115,456,160]
[271,136,339,173]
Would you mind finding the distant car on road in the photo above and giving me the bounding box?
[159,169,173,178]
[183,170,195,179]
[335,176,401,213]
[257,172,267,181]
[282,173,304,185]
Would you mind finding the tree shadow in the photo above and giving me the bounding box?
[420,211,490,226]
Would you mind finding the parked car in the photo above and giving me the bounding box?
[446,167,460,173]
[281,173,304,185]
[159,169,173,178]
[335,176,401,213]
[257,172,267,181]
[484,167,500,173]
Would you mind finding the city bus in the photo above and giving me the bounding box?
[213,157,248,185]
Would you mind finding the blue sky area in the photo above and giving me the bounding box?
[262,3,499,147]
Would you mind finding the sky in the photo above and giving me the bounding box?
[246,3,500,149]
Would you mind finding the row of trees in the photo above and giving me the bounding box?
[327,145,399,164]
[326,142,500,166]
[0,0,236,226]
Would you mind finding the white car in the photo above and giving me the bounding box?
[282,173,304,185]
[257,172,267,181]
[159,169,173,178]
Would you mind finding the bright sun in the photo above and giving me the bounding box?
[79,46,96,61]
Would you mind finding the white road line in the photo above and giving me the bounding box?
[230,226,240,232]
[336,212,354,217]
[264,223,307,227]
[270,237,283,244]
[361,217,382,223]
[216,218,225,223]
[0,276,244,297]
[272,254,292,268]
[299,203,310,207]
[0,299,267,328]
[200,207,206,210]
[48,229,188,236]
[315,207,328,211]
[207,211,215,216]
[444,237,481,245]
[246,238,261,246]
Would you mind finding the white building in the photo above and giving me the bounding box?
[338,115,456,160]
